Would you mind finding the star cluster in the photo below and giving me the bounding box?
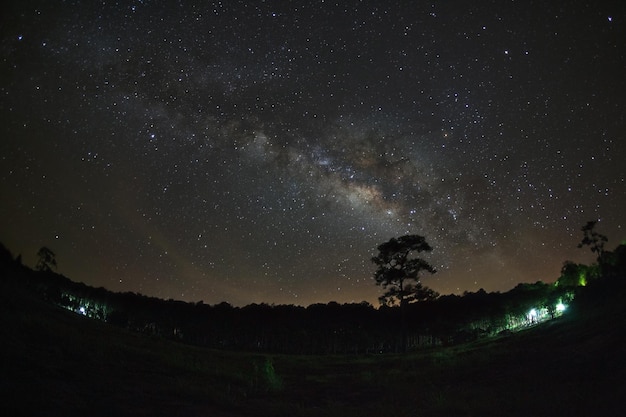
[1,1,624,306]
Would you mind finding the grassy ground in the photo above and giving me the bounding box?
[1,274,624,416]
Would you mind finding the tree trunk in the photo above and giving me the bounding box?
[400,297,407,353]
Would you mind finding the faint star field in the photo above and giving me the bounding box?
[1,0,624,306]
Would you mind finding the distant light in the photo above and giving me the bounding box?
[79,306,86,315]
[528,308,537,322]
[556,303,566,312]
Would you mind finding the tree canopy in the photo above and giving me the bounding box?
[577,220,608,258]
[36,246,57,272]
[372,234,438,307]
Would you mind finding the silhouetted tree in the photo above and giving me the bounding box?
[558,261,589,287]
[601,243,626,278]
[35,246,57,272]
[372,235,438,352]
[0,243,13,264]
[372,234,438,307]
[578,220,608,258]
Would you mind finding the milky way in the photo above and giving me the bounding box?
[1,1,624,306]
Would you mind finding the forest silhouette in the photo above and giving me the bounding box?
[1,222,625,416]
[2,221,625,354]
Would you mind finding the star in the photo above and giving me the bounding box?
[0,0,623,306]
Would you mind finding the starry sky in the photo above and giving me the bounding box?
[1,1,624,306]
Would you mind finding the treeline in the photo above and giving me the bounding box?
[1,242,625,354]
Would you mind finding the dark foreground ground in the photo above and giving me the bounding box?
[1,271,625,417]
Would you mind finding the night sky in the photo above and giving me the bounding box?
[1,1,624,307]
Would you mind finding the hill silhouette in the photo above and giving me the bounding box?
[1,242,625,416]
